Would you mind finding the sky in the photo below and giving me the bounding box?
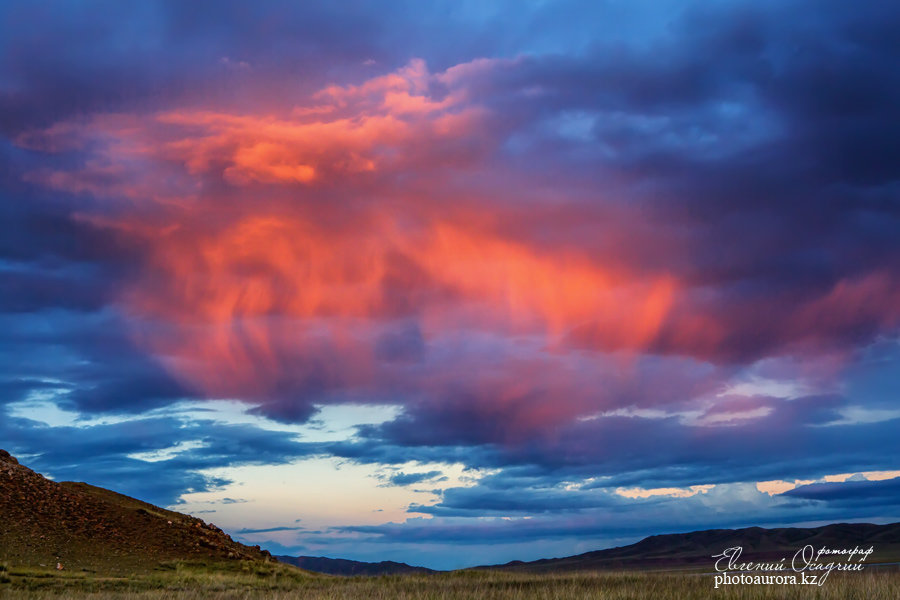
[1,0,899,570]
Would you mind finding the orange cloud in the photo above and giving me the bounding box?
[21,59,489,195]
[118,210,678,399]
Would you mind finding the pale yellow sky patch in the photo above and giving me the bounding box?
[171,457,486,547]
[615,484,714,499]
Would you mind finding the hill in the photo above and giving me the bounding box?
[481,522,900,572]
[0,449,274,574]
[277,555,436,576]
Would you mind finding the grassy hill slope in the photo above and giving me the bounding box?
[0,449,274,575]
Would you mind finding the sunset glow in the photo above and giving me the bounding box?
[2,0,899,569]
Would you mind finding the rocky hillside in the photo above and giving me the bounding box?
[0,449,273,574]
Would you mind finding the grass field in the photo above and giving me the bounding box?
[2,562,900,600]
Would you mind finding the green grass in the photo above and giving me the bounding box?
[1,565,899,599]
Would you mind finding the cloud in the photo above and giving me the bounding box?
[234,526,305,535]
[387,470,446,486]
[782,477,900,506]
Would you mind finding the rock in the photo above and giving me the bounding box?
[0,449,19,465]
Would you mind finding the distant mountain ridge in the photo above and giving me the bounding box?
[0,449,274,574]
[480,522,900,572]
[279,522,900,576]
[277,555,437,576]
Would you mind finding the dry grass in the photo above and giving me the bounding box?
[2,566,899,600]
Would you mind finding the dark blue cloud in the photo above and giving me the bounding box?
[0,308,189,414]
[235,526,305,535]
[354,396,900,482]
[387,470,446,486]
[783,477,900,506]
